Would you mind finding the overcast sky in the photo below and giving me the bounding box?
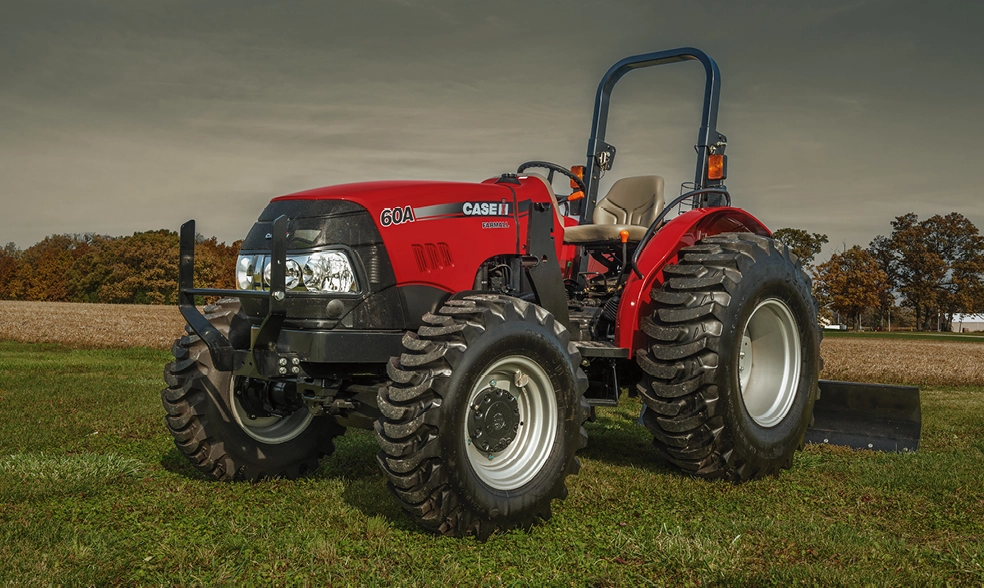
[2,0,982,261]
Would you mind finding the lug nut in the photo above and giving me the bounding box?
[292,367,299,374]
[279,367,287,375]
[279,358,288,366]
[292,357,300,365]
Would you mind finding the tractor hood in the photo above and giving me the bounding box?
[272,180,508,208]
[243,176,562,296]
[240,179,519,250]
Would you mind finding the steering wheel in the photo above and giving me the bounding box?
[517,161,587,200]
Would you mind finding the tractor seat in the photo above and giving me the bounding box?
[562,176,665,244]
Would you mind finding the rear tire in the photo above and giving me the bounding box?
[375,294,589,539]
[635,233,820,481]
[162,299,344,481]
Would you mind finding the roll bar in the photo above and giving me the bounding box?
[580,47,726,224]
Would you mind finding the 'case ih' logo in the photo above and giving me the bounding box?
[463,202,510,216]
[379,206,416,227]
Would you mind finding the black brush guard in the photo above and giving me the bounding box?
[177,216,403,379]
[179,216,296,377]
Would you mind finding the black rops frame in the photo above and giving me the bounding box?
[580,47,727,225]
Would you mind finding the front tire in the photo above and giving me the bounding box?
[162,299,344,481]
[636,233,820,481]
[375,295,589,539]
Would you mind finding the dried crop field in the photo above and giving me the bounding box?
[0,300,187,350]
[0,300,984,386]
[821,335,984,386]
[2,300,983,386]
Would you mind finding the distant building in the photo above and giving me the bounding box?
[952,313,984,332]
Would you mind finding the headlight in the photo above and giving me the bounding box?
[316,251,358,293]
[236,256,254,290]
[302,257,325,289]
[285,259,302,290]
[236,250,359,294]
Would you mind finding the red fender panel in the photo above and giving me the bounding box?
[614,208,771,355]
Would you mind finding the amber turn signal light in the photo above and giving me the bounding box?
[568,191,585,201]
[707,154,726,180]
[570,165,585,189]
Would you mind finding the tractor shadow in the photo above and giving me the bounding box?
[158,398,674,533]
[159,432,424,533]
[580,401,675,474]
[160,447,212,480]
[316,429,425,533]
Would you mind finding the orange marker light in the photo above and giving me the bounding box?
[620,230,630,244]
[568,191,585,201]
[570,165,585,189]
[707,153,726,180]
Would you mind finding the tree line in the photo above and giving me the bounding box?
[0,231,241,304]
[3,212,982,328]
[775,212,984,331]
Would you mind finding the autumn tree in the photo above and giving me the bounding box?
[871,212,984,330]
[0,243,21,299]
[63,231,179,304]
[15,235,93,301]
[2,230,241,305]
[195,235,243,291]
[923,213,984,328]
[772,228,829,267]
[814,245,889,330]
[64,235,113,302]
[62,231,241,304]
[100,230,178,304]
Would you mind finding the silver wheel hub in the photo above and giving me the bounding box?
[230,378,313,444]
[464,356,558,490]
[738,298,801,428]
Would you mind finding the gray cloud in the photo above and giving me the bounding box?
[1,0,982,260]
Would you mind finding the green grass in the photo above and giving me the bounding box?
[1,341,983,586]
[823,329,984,343]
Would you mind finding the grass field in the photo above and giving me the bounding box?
[1,338,983,586]
[824,329,984,343]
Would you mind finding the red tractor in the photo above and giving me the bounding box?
[165,48,919,539]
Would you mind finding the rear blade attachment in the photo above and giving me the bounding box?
[805,380,921,452]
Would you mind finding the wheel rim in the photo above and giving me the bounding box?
[464,355,558,490]
[230,378,314,444]
[738,298,801,428]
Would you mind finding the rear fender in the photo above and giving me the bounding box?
[614,207,770,354]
